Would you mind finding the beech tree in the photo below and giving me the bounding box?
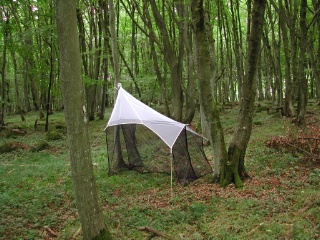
[192,0,266,187]
[191,0,227,182]
[56,0,112,239]
[223,0,267,187]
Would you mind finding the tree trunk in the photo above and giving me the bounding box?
[99,0,110,119]
[149,0,183,121]
[10,48,23,115]
[296,0,308,125]
[279,0,295,117]
[179,2,196,123]
[0,17,8,126]
[222,0,266,188]
[311,0,320,99]
[141,0,170,116]
[308,43,320,100]
[24,19,39,111]
[45,3,54,132]
[287,0,299,105]
[109,0,126,171]
[191,0,228,182]
[56,1,112,239]
[230,0,245,99]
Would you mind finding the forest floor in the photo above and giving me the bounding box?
[0,101,319,239]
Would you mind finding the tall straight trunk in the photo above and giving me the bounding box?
[24,21,39,111]
[312,0,320,99]
[257,56,264,101]
[278,0,295,116]
[223,0,266,188]
[45,41,54,132]
[268,5,282,107]
[0,18,8,126]
[56,0,112,239]
[220,0,235,102]
[296,0,308,125]
[45,2,54,132]
[230,0,245,98]
[22,63,31,111]
[265,2,282,107]
[109,0,126,171]
[99,58,108,120]
[10,50,23,114]
[287,0,299,103]
[191,0,228,182]
[308,43,320,99]
[178,1,196,123]
[99,0,110,119]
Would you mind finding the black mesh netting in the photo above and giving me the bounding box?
[106,124,213,185]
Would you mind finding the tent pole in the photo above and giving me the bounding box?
[170,148,173,199]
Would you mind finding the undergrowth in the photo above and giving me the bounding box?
[0,104,319,239]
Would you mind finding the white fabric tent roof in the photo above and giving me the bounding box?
[105,86,196,149]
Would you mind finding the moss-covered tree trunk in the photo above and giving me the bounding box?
[296,0,308,125]
[191,0,228,182]
[222,0,266,188]
[56,0,112,239]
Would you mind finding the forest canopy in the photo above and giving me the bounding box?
[0,0,319,125]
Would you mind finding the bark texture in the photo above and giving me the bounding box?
[56,0,112,239]
[222,0,266,188]
[191,0,227,182]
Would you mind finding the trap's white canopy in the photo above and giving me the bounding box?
[105,86,196,149]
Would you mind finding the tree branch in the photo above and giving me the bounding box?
[137,226,174,239]
[283,142,319,159]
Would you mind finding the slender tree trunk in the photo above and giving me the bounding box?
[24,18,39,111]
[179,2,196,123]
[56,1,112,239]
[311,0,320,99]
[296,0,308,125]
[308,43,320,100]
[278,0,295,117]
[141,0,170,116]
[10,49,23,115]
[109,0,126,171]
[149,0,184,121]
[0,18,8,126]
[99,0,110,119]
[45,2,54,132]
[230,0,245,99]
[287,0,299,104]
[222,0,266,188]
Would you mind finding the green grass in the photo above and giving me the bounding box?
[0,106,319,239]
